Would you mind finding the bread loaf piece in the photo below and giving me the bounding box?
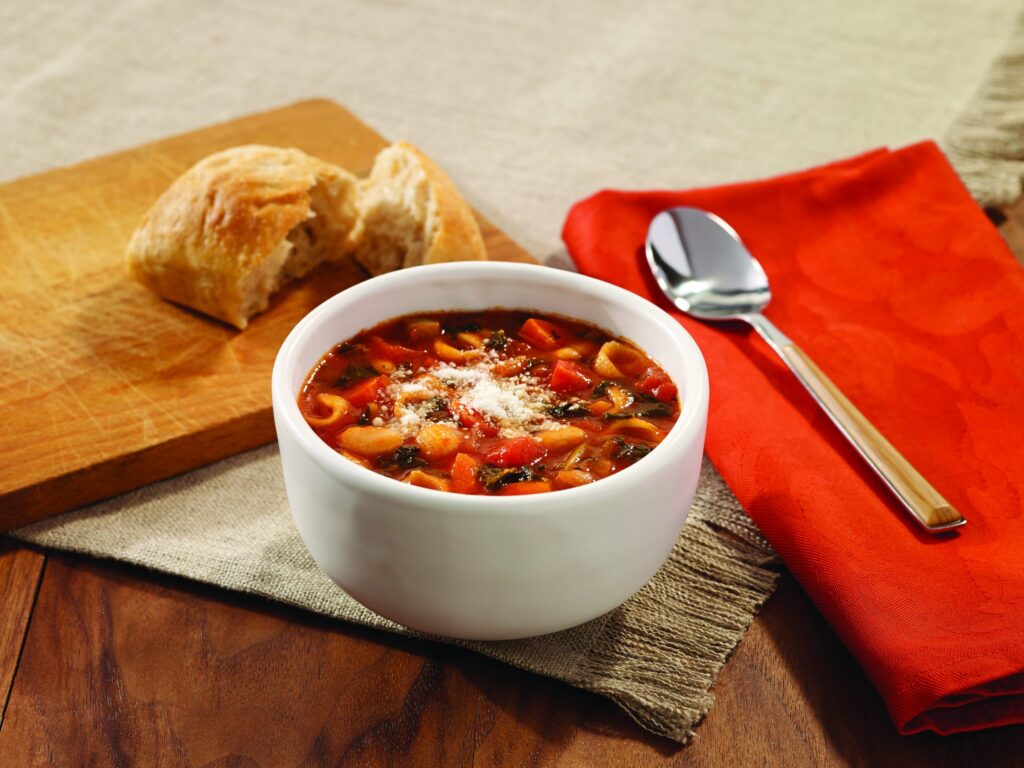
[126,141,487,329]
[352,141,486,275]
[126,145,358,329]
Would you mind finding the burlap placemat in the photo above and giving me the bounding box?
[6,0,1024,744]
[944,13,1024,207]
[13,447,777,743]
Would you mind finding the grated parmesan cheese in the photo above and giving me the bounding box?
[382,356,561,438]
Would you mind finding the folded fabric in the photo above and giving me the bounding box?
[562,142,1024,735]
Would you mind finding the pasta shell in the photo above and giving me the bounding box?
[305,393,350,427]
[593,341,647,379]
[606,418,661,439]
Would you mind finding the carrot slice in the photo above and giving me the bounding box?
[450,453,481,494]
[499,481,553,496]
[344,375,391,407]
[518,318,564,350]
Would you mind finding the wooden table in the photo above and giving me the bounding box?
[2,205,1023,767]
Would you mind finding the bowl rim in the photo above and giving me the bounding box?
[271,261,709,515]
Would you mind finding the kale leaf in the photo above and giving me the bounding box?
[425,396,452,422]
[334,342,366,356]
[611,437,652,463]
[376,445,426,470]
[638,403,672,418]
[602,403,672,421]
[334,364,378,388]
[547,401,591,419]
[484,329,509,351]
[394,446,425,468]
[477,465,541,492]
[442,319,482,335]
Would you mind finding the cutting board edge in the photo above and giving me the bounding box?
[0,409,277,533]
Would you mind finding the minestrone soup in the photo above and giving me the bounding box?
[298,310,680,494]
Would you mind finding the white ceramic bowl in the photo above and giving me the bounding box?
[272,262,708,640]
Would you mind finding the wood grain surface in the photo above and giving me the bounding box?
[0,99,530,531]
[0,541,44,729]
[1,553,1022,766]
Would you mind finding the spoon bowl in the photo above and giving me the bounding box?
[646,207,772,319]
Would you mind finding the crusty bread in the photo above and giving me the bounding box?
[126,145,358,329]
[127,141,486,328]
[352,141,486,275]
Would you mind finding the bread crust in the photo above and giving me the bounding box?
[353,142,487,275]
[394,141,487,267]
[127,141,483,326]
[126,145,355,328]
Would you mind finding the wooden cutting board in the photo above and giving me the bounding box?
[0,99,533,531]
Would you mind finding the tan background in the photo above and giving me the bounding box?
[1,0,1017,259]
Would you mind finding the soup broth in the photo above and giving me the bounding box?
[299,310,681,495]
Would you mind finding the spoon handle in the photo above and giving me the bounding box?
[746,314,965,533]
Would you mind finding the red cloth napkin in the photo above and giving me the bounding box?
[563,142,1024,735]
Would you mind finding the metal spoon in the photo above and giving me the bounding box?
[645,207,965,533]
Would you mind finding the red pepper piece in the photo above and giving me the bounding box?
[635,368,678,402]
[485,437,546,467]
[549,360,593,394]
[451,402,499,437]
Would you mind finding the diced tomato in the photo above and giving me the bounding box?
[635,368,678,402]
[451,402,499,437]
[450,453,481,494]
[517,318,563,350]
[549,360,593,394]
[499,481,553,496]
[485,437,546,467]
[369,336,424,365]
[344,375,391,407]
